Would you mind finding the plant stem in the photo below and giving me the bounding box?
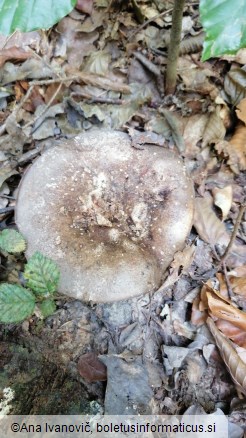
[165,0,185,95]
[219,203,246,264]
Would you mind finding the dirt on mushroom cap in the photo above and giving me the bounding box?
[16,129,194,302]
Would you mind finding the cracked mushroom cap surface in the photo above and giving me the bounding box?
[16,129,194,302]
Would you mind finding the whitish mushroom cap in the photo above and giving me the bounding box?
[16,129,194,302]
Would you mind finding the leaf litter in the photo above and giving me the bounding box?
[0,0,245,430]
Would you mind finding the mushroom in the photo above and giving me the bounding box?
[16,129,194,302]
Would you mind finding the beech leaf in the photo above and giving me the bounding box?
[207,291,246,332]
[212,186,233,221]
[193,196,229,246]
[159,108,185,152]
[236,98,246,124]
[229,124,246,172]
[157,245,195,291]
[224,68,246,106]
[201,109,226,148]
[207,317,246,395]
[200,0,246,61]
[0,0,77,35]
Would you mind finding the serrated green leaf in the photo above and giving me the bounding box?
[200,0,246,61]
[0,283,35,323]
[39,299,56,318]
[0,0,77,35]
[0,229,26,253]
[24,252,60,297]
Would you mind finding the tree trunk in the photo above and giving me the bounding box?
[165,0,186,95]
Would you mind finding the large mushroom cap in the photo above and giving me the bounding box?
[16,129,194,302]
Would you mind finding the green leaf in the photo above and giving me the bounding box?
[200,0,246,61]
[24,252,60,298]
[39,299,56,318]
[0,229,26,253]
[0,283,35,323]
[0,0,77,35]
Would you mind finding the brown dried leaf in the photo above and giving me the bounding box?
[0,47,32,68]
[204,281,231,305]
[179,33,204,55]
[216,272,230,297]
[207,317,246,395]
[193,195,229,246]
[191,294,207,326]
[214,140,242,174]
[158,108,185,152]
[77,352,107,382]
[228,266,246,296]
[212,186,233,220]
[177,57,217,96]
[236,98,246,124]
[216,319,246,348]
[235,344,246,364]
[202,109,226,148]
[224,68,246,106]
[183,114,208,158]
[158,245,195,290]
[207,291,246,331]
[229,124,246,171]
[75,0,93,14]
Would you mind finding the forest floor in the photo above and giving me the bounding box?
[0,0,245,435]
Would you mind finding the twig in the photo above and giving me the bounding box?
[0,73,130,137]
[71,92,125,105]
[0,206,15,214]
[25,74,130,94]
[17,144,44,166]
[0,85,34,136]
[221,261,233,299]
[133,51,161,77]
[219,203,246,264]
[24,82,63,131]
[0,30,18,50]
[128,8,173,40]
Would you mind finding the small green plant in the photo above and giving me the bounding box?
[0,0,76,35]
[200,0,246,61]
[0,229,60,324]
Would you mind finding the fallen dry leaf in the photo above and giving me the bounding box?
[75,0,93,14]
[207,317,246,395]
[236,98,246,124]
[183,114,208,158]
[216,272,230,297]
[193,195,229,246]
[0,47,32,68]
[207,291,246,331]
[77,352,107,382]
[202,109,226,148]
[191,294,207,326]
[212,185,233,220]
[216,319,246,348]
[226,266,246,298]
[157,244,195,291]
[235,344,246,364]
[229,124,246,172]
